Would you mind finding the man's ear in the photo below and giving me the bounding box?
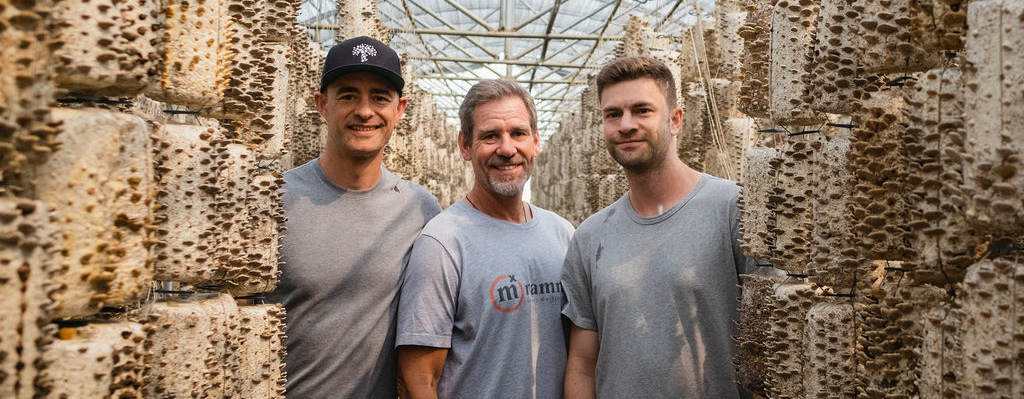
[395,96,408,120]
[670,107,683,136]
[314,91,328,119]
[458,130,471,161]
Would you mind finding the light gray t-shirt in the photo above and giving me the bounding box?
[268,159,441,399]
[397,200,574,399]
[561,174,753,399]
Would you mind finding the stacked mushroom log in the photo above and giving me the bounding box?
[33,108,155,318]
[903,67,976,286]
[738,148,781,261]
[285,38,327,169]
[0,199,60,399]
[728,0,1024,396]
[0,0,62,195]
[957,3,1024,398]
[804,0,877,115]
[42,322,148,398]
[737,0,775,118]
[807,125,863,291]
[734,272,784,397]
[768,0,825,126]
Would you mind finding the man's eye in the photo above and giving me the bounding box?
[604,112,620,119]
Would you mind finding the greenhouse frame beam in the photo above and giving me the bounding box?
[406,55,602,69]
[414,75,586,84]
[305,25,623,41]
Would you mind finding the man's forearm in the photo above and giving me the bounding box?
[398,345,447,399]
[399,378,439,399]
[564,358,597,399]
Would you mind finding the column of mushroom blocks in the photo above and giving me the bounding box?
[0,0,307,391]
[732,0,1024,397]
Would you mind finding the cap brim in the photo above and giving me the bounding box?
[320,65,405,94]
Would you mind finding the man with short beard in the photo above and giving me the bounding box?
[561,56,754,399]
[396,80,574,399]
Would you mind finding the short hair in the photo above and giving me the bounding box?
[595,56,678,109]
[458,80,538,147]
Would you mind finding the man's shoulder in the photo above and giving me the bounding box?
[699,174,741,198]
[393,177,440,205]
[573,196,628,239]
[282,159,323,193]
[419,203,470,239]
[283,159,315,181]
[530,204,575,234]
[691,174,741,212]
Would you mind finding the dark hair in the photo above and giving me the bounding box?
[458,80,538,147]
[595,56,678,109]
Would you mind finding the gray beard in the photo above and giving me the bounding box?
[486,173,528,197]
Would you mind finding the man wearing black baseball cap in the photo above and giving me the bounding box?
[269,36,441,399]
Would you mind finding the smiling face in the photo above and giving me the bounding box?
[315,71,407,161]
[600,77,682,173]
[459,96,540,198]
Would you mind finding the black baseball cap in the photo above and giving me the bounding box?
[320,36,405,95]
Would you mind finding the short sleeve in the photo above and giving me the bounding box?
[560,234,597,331]
[396,234,460,348]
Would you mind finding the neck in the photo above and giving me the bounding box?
[465,186,531,223]
[624,156,701,217]
[318,149,383,190]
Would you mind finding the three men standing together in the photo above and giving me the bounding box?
[273,36,751,399]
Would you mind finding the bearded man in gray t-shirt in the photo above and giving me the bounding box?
[397,80,574,399]
[268,36,441,399]
[561,57,755,399]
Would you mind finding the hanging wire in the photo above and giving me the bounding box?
[686,2,734,180]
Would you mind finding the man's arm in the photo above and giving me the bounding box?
[564,324,599,399]
[398,345,448,399]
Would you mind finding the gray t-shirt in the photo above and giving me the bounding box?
[268,159,441,399]
[396,201,574,399]
[561,174,753,399]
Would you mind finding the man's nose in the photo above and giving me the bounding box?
[355,98,374,119]
[619,112,638,134]
[496,134,516,157]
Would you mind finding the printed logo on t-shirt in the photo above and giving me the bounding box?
[489,274,563,313]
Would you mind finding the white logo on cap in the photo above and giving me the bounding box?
[353,44,377,62]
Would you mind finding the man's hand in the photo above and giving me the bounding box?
[397,345,448,399]
[564,325,599,399]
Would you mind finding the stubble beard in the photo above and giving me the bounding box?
[609,120,672,173]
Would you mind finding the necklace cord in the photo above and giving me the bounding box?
[465,195,530,223]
